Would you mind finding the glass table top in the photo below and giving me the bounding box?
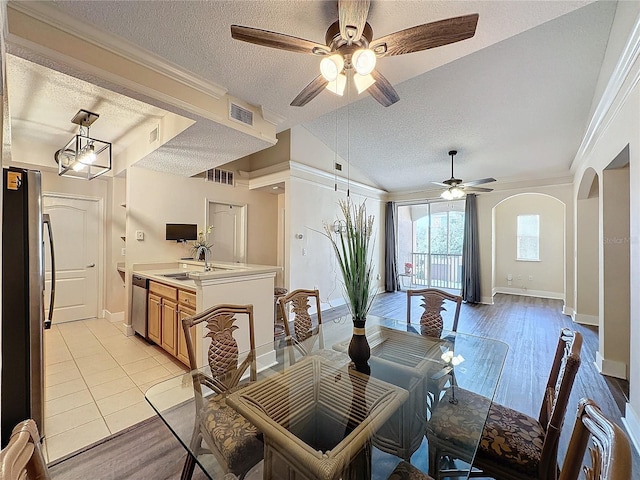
[145,315,508,480]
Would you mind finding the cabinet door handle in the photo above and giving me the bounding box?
[86,263,96,268]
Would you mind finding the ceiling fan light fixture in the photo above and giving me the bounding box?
[352,48,376,76]
[326,73,347,96]
[441,189,453,200]
[353,72,375,94]
[320,54,344,82]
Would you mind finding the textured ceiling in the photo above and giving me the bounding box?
[50,0,596,131]
[302,0,615,192]
[7,0,616,191]
[7,55,168,156]
[135,120,274,177]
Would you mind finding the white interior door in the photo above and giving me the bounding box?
[44,196,100,323]
[208,202,247,263]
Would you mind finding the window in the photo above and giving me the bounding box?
[517,214,540,261]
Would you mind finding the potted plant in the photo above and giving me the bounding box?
[191,225,213,263]
[324,199,377,372]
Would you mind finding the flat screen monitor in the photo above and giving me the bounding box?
[166,223,197,242]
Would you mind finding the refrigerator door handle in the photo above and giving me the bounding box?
[43,214,55,330]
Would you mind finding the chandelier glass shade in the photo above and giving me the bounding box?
[351,49,376,75]
[319,50,376,97]
[320,54,344,82]
[441,186,465,200]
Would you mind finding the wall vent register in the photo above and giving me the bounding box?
[229,103,253,126]
[206,168,234,186]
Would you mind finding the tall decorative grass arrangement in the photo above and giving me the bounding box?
[324,199,377,323]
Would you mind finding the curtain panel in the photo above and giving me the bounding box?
[384,201,399,292]
[461,194,481,303]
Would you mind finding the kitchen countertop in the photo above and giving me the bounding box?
[132,260,281,291]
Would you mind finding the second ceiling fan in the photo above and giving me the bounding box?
[231,0,479,107]
[433,150,496,199]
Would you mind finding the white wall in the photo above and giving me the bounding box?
[124,166,278,323]
[493,193,565,299]
[287,172,385,311]
[477,184,574,306]
[575,176,599,324]
[570,1,640,446]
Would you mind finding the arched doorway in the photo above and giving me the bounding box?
[575,168,599,326]
[597,145,630,379]
[491,193,566,303]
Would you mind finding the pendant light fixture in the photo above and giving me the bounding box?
[54,109,112,180]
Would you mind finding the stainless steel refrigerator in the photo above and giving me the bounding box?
[1,167,55,446]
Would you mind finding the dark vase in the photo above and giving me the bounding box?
[348,318,370,374]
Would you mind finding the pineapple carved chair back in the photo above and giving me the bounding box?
[278,288,323,349]
[406,288,462,338]
[181,304,262,479]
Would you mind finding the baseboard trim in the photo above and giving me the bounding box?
[623,403,640,456]
[481,296,494,305]
[103,309,124,323]
[573,312,599,326]
[595,350,627,379]
[562,305,574,317]
[493,287,564,300]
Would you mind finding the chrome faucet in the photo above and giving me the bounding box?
[203,248,212,272]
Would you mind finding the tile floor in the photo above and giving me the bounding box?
[43,317,188,463]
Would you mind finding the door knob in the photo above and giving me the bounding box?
[87,263,96,268]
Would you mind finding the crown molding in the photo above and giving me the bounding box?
[8,0,227,100]
[571,10,640,173]
[289,161,387,198]
[260,106,286,127]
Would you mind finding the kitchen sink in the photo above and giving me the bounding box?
[161,273,191,281]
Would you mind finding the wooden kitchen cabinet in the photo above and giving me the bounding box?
[147,280,197,365]
[177,304,196,366]
[147,293,162,345]
[161,299,178,355]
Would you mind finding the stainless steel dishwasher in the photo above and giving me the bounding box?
[131,274,149,338]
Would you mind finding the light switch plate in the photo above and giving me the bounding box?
[136,230,144,241]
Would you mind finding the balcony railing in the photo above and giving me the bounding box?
[407,252,462,290]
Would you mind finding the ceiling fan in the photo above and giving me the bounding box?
[230,0,478,107]
[433,150,496,199]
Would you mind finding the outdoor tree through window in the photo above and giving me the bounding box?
[517,214,540,261]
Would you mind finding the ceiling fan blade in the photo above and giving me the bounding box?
[461,177,496,187]
[431,182,450,187]
[290,75,329,107]
[464,186,493,193]
[370,14,479,57]
[231,25,329,55]
[338,0,371,43]
[368,70,400,107]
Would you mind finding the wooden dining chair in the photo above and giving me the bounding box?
[181,304,263,480]
[406,288,462,338]
[0,419,50,480]
[278,288,322,360]
[559,398,632,480]
[427,328,582,480]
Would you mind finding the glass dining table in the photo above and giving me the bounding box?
[145,315,508,480]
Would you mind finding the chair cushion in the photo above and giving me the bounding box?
[428,388,545,478]
[479,401,545,477]
[201,394,263,474]
[388,461,434,480]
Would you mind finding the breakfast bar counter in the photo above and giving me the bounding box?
[131,260,280,368]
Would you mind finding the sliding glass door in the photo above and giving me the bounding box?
[397,200,465,290]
